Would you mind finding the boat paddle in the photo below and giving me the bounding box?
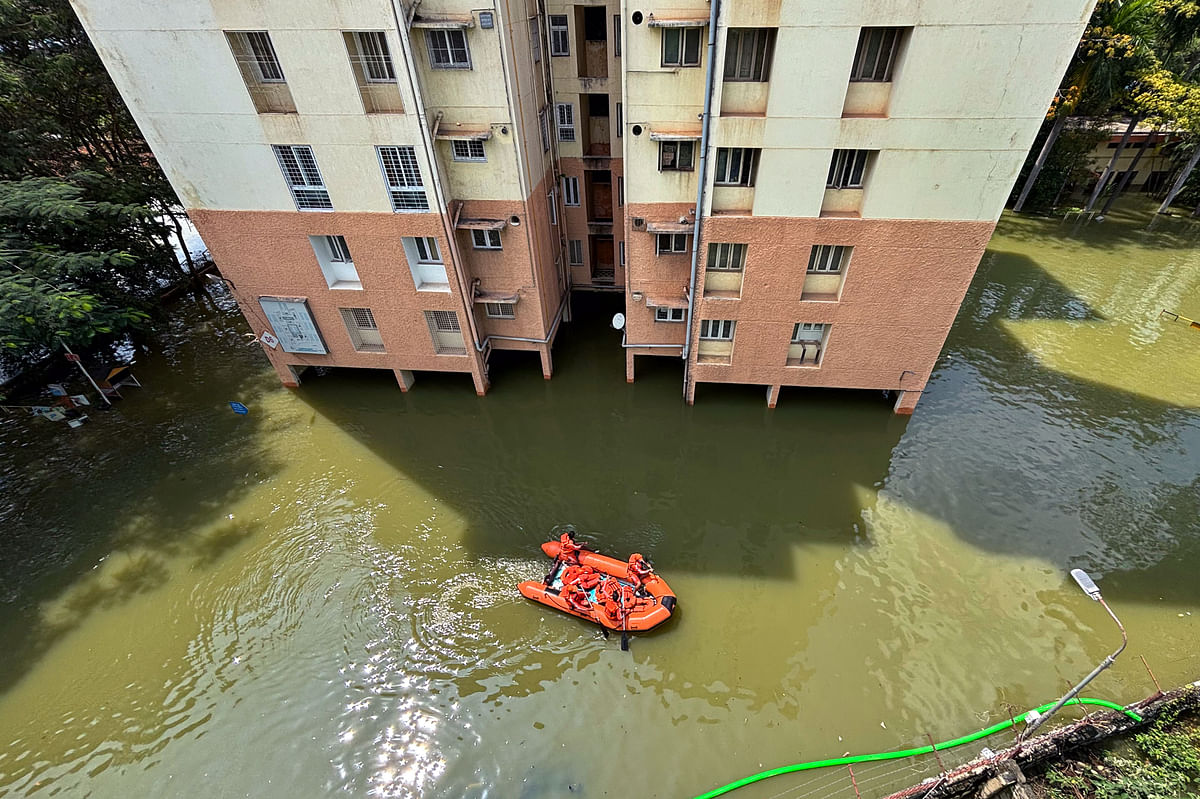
[619,587,630,652]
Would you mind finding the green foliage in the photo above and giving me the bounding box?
[1012,123,1110,213]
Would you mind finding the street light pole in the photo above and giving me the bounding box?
[1023,569,1128,738]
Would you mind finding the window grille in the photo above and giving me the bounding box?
[428,310,460,331]
[723,28,774,82]
[714,148,759,186]
[662,27,702,67]
[556,103,576,142]
[427,29,471,69]
[659,141,694,171]
[272,145,332,210]
[244,32,284,81]
[850,27,902,82]
[472,229,502,249]
[568,239,583,265]
[827,149,870,189]
[539,107,550,152]
[807,245,849,274]
[548,190,558,225]
[530,18,541,62]
[377,146,429,211]
[485,302,516,319]
[699,319,735,340]
[549,15,570,56]
[354,32,396,81]
[562,176,580,206]
[707,243,746,271]
[452,140,486,161]
[340,307,385,352]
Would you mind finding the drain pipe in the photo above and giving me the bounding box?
[389,0,486,359]
[681,0,720,396]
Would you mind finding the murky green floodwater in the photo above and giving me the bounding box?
[2,202,1199,799]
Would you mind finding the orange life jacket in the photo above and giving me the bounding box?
[627,556,653,586]
[558,533,583,563]
[563,564,600,590]
[563,584,591,613]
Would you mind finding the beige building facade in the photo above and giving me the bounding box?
[72,0,1095,413]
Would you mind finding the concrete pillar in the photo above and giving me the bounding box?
[471,369,490,397]
[766,384,782,409]
[625,350,635,383]
[539,346,553,380]
[394,369,415,392]
[893,389,922,415]
[272,362,302,388]
[685,376,696,405]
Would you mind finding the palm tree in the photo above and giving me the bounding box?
[1013,0,1155,213]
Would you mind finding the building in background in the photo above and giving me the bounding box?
[71,0,1095,413]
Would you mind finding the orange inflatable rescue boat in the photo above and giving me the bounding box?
[518,541,677,632]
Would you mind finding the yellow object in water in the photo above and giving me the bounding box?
[1160,309,1200,331]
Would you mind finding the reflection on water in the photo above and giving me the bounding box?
[0,201,1198,798]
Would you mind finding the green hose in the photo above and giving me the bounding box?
[693,697,1142,799]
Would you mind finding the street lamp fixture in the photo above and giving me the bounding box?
[1024,568,1128,737]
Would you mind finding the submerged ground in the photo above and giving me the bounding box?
[1,202,1199,798]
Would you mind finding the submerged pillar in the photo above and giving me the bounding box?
[893,389,922,415]
[625,350,635,383]
[766,384,782,409]
[394,369,415,392]
[540,347,553,380]
[471,369,489,397]
[272,362,302,388]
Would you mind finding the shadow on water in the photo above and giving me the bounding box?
[297,293,908,581]
[0,292,284,696]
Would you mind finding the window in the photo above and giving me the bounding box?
[655,307,685,322]
[618,176,624,206]
[700,319,735,340]
[485,302,516,319]
[427,29,470,69]
[538,107,550,152]
[850,27,903,82]
[530,18,541,63]
[548,190,558,225]
[616,102,623,137]
[562,176,580,206]
[354,32,396,81]
[472,229,502,249]
[242,31,284,82]
[714,147,758,186]
[556,103,576,142]
[549,15,570,56]
[619,240,625,266]
[340,307,385,352]
[273,145,331,210]
[807,245,849,274]
[310,235,360,288]
[426,310,465,354]
[228,32,296,113]
[792,322,827,342]
[662,27,702,67]
[659,140,695,171]
[568,239,583,265]
[707,243,746,271]
[724,28,774,82]
[614,15,622,56]
[403,237,447,291]
[376,145,429,211]
[657,233,689,254]
[826,149,870,189]
[452,140,486,161]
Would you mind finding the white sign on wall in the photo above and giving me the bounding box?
[258,297,327,355]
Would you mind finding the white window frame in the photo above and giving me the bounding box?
[310,235,361,289]
[659,140,695,171]
[562,176,580,206]
[807,245,849,274]
[723,28,774,82]
[850,27,903,82]
[272,145,332,210]
[662,27,702,67]
[472,229,502,249]
[376,145,429,211]
[657,233,689,255]
[426,29,471,69]
[530,18,541,63]
[791,322,828,343]
[699,319,735,340]
[538,107,550,152]
[340,307,385,352]
[242,31,285,83]
[354,31,397,82]
[827,149,870,189]
[655,307,685,322]
[707,242,746,271]
[485,302,516,319]
[451,139,486,162]
[714,147,759,187]
[548,189,558,226]
[568,239,583,265]
[555,103,576,142]
[549,15,570,56]
[414,236,441,263]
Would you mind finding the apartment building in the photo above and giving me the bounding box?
[72,0,1094,413]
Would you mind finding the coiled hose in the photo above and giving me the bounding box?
[694,697,1141,799]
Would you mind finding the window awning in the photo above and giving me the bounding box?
[646,14,709,27]
[456,217,507,231]
[411,14,475,29]
[649,127,702,141]
[645,220,693,234]
[645,294,688,309]
[473,291,520,304]
[434,123,493,141]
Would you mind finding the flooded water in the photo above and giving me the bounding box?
[2,201,1199,799]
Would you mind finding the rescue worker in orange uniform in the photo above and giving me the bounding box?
[626,553,654,594]
[598,577,635,626]
[562,582,592,614]
[558,527,584,565]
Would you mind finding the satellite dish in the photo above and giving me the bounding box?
[611,312,626,330]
